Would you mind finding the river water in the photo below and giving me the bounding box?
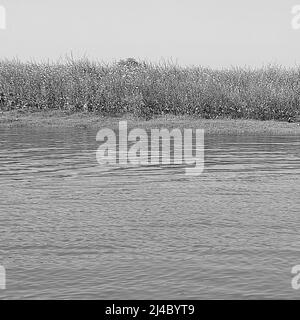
[0,126,299,299]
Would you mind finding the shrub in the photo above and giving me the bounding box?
[0,58,299,121]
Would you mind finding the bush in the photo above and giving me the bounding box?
[0,58,299,121]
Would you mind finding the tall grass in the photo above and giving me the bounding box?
[0,58,300,121]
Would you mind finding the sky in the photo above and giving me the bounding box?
[0,0,300,68]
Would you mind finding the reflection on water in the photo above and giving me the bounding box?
[0,127,299,299]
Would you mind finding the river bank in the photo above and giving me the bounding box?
[1,110,299,135]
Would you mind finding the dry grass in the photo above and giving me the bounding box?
[1,110,300,135]
[1,58,300,122]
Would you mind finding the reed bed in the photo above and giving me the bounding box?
[0,58,299,121]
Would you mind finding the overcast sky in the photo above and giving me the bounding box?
[0,0,299,68]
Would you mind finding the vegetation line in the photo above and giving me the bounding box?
[0,58,300,122]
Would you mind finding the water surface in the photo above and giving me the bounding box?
[0,127,299,299]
